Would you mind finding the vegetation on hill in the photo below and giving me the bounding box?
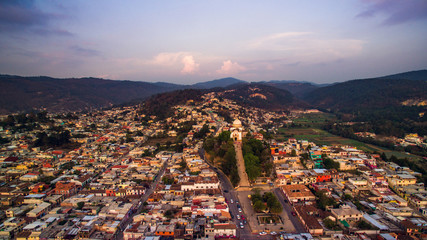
[203,131,240,186]
[304,78,426,111]
[265,81,318,98]
[0,75,182,114]
[304,74,426,139]
[139,89,203,120]
[218,83,305,111]
[192,77,245,89]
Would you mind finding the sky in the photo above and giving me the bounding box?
[0,0,426,84]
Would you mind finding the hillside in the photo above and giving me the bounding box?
[0,75,183,114]
[192,77,246,89]
[378,69,427,81]
[264,81,319,98]
[0,75,249,114]
[217,83,306,111]
[139,89,204,119]
[304,77,427,111]
[305,71,427,137]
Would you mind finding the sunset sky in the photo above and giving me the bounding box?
[0,0,426,84]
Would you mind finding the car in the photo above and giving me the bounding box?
[238,208,242,213]
[236,214,241,220]
[240,224,244,229]
[291,211,296,216]
[230,199,234,204]
[259,232,267,236]
[224,189,229,193]
[243,220,247,224]
[241,215,245,220]
[236,200,239,204]
[271,231,277,235]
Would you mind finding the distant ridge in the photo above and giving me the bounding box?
[378,69,427,81]
[191,77,246,89]
[0,69,425,114]
[0,75,183,114]
[304,70,427,111]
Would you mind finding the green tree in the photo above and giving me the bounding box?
[162,176,175,185]
[291,149,297,156]
[77,202,85,210]
[244,153,261,181]
[323,218,337,229]
[253,200,266,212]
[323,158,340,170]
[315,190,336,210]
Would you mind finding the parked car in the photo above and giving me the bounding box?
[259,232,267,235]
[271,231,277,235]
[236,214,241,220]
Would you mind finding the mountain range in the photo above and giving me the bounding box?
[0,70,426,114]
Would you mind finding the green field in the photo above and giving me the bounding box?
[277,127,422,161]
[292,112,335,128]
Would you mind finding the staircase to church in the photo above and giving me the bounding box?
[234,141,251,191]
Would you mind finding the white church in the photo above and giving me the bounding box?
[230,119,244,142]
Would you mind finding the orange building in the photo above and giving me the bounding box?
[155,224,175,237]
[55,181,78,197]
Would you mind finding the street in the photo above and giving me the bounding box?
[273,187,306,233]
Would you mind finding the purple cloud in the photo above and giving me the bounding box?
[69,45,101,57]
[357,0,427,25]
[0,0,71,36]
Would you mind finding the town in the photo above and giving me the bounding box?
[0,91,426,240]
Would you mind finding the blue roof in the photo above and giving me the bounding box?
[25,194,46,198]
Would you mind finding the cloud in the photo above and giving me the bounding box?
[152,52,183,66]
[356,0,427,25]
[247,32,365,65]
[181,55,199,74]
[249,32,312,48]
[217,60,246,75]
[0,0,71,36]
[150,52,200,75]
[69,45,101,57]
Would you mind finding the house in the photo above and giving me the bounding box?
[282,184,316,204]
[55,181,78,197]
[155,224,175,237]
[213,223,236,237]
[387,174,417,187]
[331,205,363,222]
[313,169,332,182]
[294,205,324,236]
[19,172,40,182]
[400,219,421,236]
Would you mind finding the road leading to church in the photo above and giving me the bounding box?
[234,141,251,189]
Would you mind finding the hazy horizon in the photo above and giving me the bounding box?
[1,0,426,84]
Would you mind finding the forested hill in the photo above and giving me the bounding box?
[218,83,307,111]
[0,75,182,114]
[304,74,427,111]
[139,89,204,119]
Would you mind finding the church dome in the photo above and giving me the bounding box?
[233,119,242,128]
